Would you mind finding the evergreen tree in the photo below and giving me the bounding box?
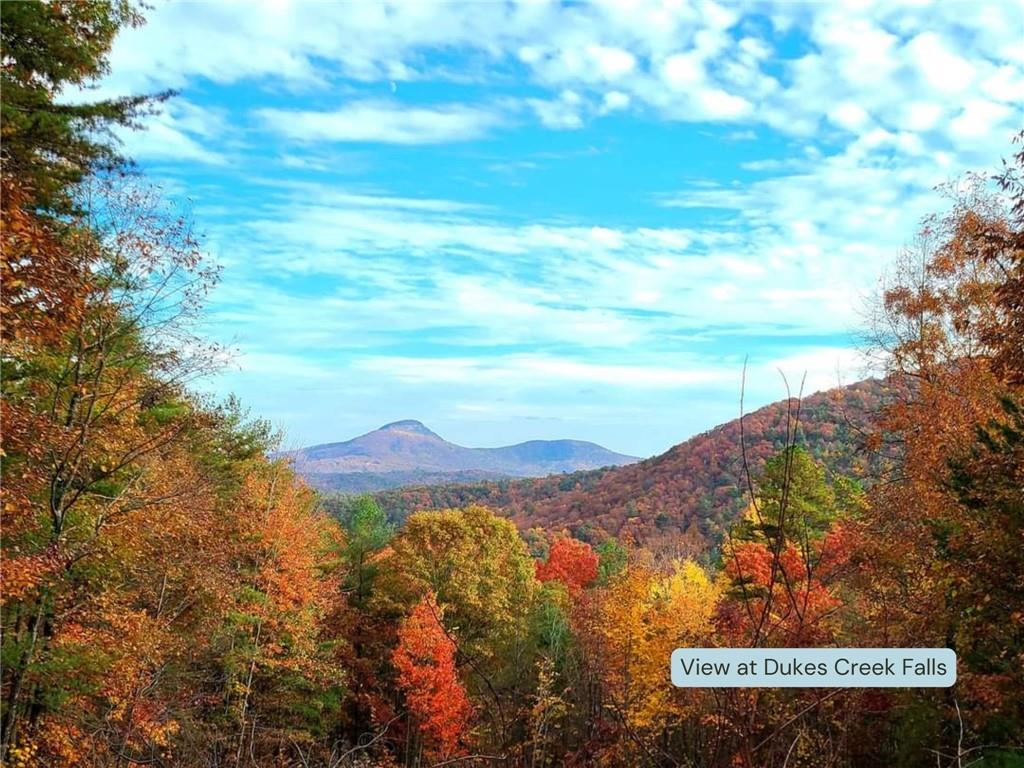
[1,0,169,209]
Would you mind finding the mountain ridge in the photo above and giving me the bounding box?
[366,378,901,553]
[285,420,640,491]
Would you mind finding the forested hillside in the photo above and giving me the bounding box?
[1,6,347,765]
[367,378,898,551]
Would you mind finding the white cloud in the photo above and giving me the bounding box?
[195,175,884,378]
[256,100,502,144]
[829,102,871,131]
[115,100,228,165]
[602,90,631,112]
[815,16,900,89]
[661,53,704,89]
[980,65,1024,103]
[898,101,943,132]
[738,37,771,60]
[96,0,1024,453]
[694,88,752,119]
[761,347,873,397]
[587,45,637,78]
[906,31,975,94]
[710,283,738,302]
[950,99,1015,140]
[352,354,730,389]
[527,91,585,130]
[98,0,1023,150]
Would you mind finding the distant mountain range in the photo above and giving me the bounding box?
[366,378,902,551]
[284,419,640,491]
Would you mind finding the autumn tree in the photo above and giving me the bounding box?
[535,536,598,595]
[392,593,473,761]
[16,403,280,766]
[721,447,863,646]
[217,462,345,765]
[0,175,222,762]
[975,130,1024,385]
[709,440,867,765]
[0,92,349,765]
[379,505,537,659]
[588,557,719,762]
[377,505,538,751]
[859,148,1024,757]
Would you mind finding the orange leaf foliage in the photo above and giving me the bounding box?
[392,593,472,760]
[535,536,598,594]
[721,524,857,645]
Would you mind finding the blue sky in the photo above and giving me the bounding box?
[91,0,1022,457]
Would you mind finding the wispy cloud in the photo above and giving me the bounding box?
[256,101,504,144]
[98,0,1023,453]
[115,100,229,165]
[352,354,731,388]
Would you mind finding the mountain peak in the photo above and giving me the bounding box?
[378,419,440,437]
[288,419,638,489]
